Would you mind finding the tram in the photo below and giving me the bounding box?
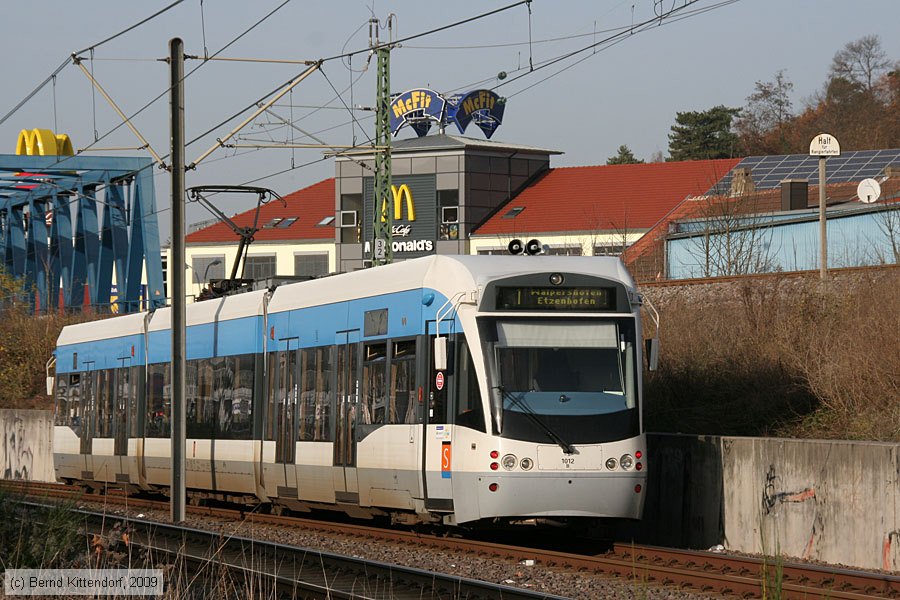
[51,255,653,525]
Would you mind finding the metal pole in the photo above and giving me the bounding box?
[818,156,827,280]
[169,37,186,523]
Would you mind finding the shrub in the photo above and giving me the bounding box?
[642,268,900,441]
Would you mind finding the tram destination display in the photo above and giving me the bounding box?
[496,286,615,311]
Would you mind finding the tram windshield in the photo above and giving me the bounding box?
[484,318,639,444]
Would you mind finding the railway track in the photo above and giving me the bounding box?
[16,498,565,600]
[4,480,899,599]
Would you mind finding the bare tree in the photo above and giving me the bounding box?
[830,34,892,91]
[736,70,794,154]
[677,193,777,278]
[871,205,900,265]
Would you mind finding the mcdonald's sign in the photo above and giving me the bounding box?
[380,184,416,222]
[365,174,437,256]
[16,128,74,156]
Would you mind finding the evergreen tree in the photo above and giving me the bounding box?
[606,145,644,165]
[667,105,741,161]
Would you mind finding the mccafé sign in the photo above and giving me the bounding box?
[381,184,433,253]
[364,175,437,257]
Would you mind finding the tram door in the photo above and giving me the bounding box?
[422,326,454,511]
[333,330,360,499]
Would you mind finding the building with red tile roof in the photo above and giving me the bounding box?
[185,178,335,244]
[624,170,900,281]
[469,158,741,255]
[179,136,899,295]
[181,178,336,301]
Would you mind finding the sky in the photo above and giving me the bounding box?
[1,0,898,239]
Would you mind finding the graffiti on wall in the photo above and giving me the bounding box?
[2,415,34,480]
[761,464,816,515]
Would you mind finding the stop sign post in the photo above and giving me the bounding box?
[810,133,840,280]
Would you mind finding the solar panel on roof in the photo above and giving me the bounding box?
[708,148,900,195]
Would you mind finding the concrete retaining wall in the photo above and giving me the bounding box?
[0,409,54,482]
[626,434,900,571]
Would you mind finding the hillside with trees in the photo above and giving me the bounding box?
[656,35,899,161]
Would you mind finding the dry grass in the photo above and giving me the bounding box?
[0,272,89,410]
[643,268,900,441]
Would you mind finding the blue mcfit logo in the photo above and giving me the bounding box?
[389,89,445,137]
[446,90,506,139]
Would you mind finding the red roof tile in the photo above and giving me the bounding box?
[185,178,335,243]
[474,159,741,235]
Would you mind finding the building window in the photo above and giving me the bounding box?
[244,255,277,280]
[438,189,459,240]
[502,206,525,219]
[340,194,362,244]
[294,253,328,278]
[192,255,225,285]
[593,244,626,256]
[161,254,169,300]
[544,246,583,256]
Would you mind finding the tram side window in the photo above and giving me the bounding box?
[123,366,140,438]
[266,350,298,443]
[55,373,82,427]
[147,363,170,438]
[390,340,418,424]
[228,354,254,440]
[362,343,387,425]
[55,376,69,426]
[187,359,215,439]
[95,369,115,437]
[455,339,485,432]
[299,346,332,441]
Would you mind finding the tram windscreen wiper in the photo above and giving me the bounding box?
[495,386,575,455]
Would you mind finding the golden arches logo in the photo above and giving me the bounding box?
[16,128,74,156]
[380,184,416,222]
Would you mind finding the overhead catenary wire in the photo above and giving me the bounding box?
[2,0,739,211]
[490,0,741,99]
[4,0,295,180]
[0,0,186,128]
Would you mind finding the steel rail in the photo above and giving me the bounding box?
[5,480,899,598]
[17,499,567,600]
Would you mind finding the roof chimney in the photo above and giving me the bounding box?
[781,179,808,211]
[730,168,755,197]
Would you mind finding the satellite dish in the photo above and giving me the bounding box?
[857,178,881,204]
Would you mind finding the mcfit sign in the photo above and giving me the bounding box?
[389,88,505,139]
[363,174,437,257]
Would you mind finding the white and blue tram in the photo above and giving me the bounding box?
[51,255,649,525]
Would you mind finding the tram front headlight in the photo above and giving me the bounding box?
[605,457,618,470]
[520,457,534,471]
[620,454,634,470]
[501,454,518,471]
